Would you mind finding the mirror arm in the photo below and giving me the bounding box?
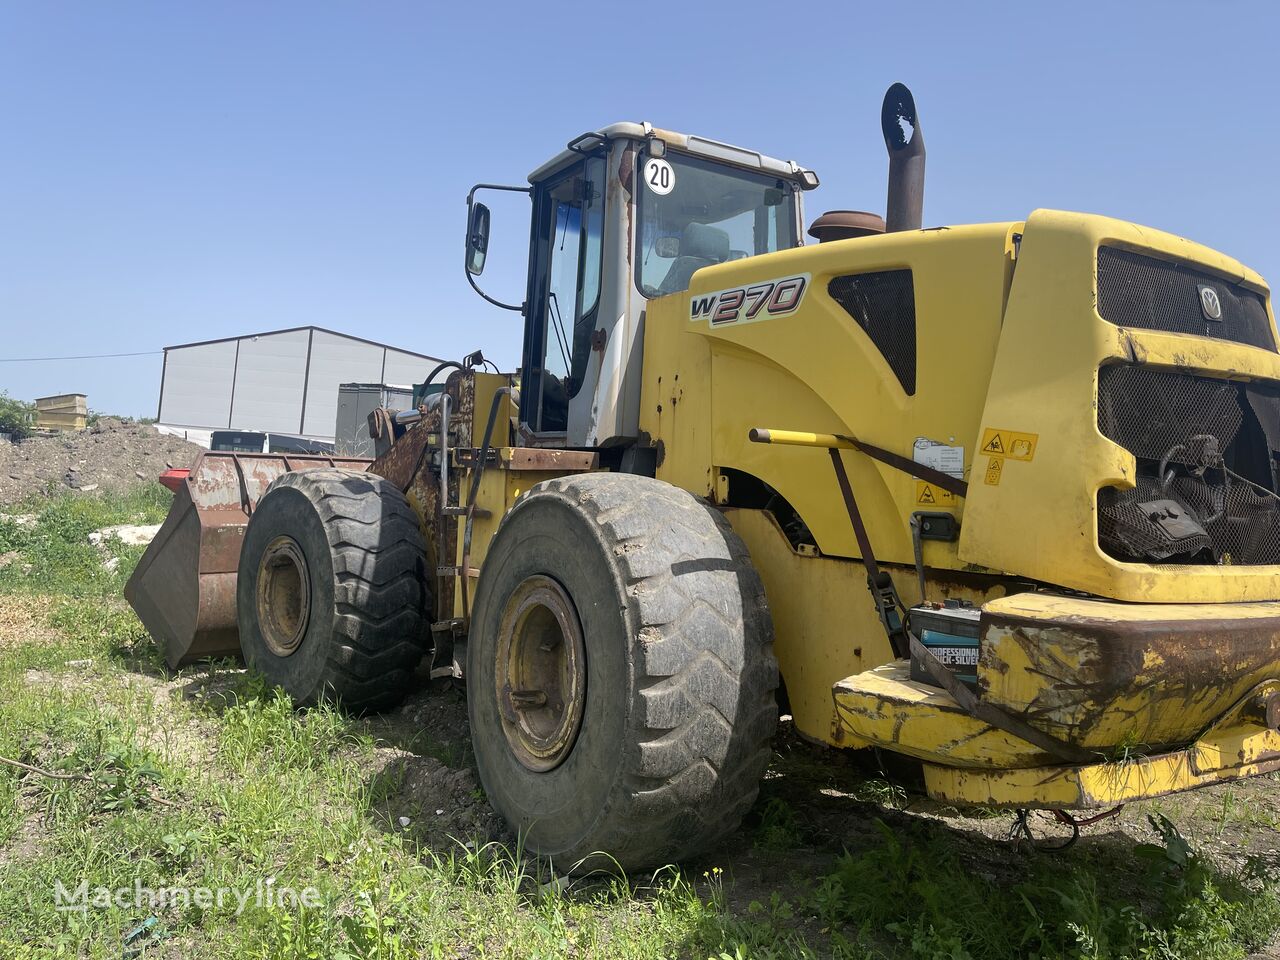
[466,183,532,313]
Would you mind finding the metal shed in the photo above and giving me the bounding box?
[156,326,442,443]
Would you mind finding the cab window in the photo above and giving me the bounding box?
[636,152,798,297]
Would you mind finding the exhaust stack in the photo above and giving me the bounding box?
[882,83,925,232]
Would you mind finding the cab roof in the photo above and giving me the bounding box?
[527,121,819,188]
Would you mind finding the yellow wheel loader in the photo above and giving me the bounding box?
[127,84,1280,870]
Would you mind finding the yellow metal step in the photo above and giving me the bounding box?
[832,660,1048,768]
[834,665,1280,809]
[922,715,1280,809]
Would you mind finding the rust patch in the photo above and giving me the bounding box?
[371,419,433,490]
[618,144,636,263]
[404,370,476,627]
[617,146,634,198]
[506,448,598,472]
[980,604,1280,750]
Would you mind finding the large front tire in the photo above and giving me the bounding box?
[467,473,777,871]
[237,469,430,712]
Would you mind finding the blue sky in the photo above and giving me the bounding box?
[2,2,1277,418]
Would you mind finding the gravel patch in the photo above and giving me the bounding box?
[0,419,201,503]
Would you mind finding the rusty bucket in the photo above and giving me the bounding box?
[125,451,370,668]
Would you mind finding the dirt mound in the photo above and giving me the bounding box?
[371,753,508,855]
[363,684,509,854]
[0,420,202,503]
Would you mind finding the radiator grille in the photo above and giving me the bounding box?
[1097,246,1274,350]
[828,270,916,395]
[1097,364,1280,564]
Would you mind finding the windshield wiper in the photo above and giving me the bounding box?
[547,292,572,374]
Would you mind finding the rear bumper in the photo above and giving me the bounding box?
[977,593,1280,751]
[832,590,1280,807]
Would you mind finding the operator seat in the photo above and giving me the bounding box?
[658,222,730,295]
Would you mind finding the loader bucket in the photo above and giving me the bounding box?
[125,451,371,668]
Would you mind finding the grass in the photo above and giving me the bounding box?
[0,627,790,958]
[809,818,1280,960]
[0,491,1277,958]
[0,485,171,597]
[1208,785,1280,836]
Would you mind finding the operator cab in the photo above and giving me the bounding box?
[465,124,818,448]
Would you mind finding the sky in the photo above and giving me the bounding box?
[1,2,1278,418]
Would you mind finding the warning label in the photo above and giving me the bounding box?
[983,456,1004,486]
[915,480,957,506]
[980,428,1038,462]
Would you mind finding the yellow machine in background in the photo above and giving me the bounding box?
[128,84,1280,870]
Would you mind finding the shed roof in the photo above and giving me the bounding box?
[163,325,444,362]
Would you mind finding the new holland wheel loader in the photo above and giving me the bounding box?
[127,84,1280,869]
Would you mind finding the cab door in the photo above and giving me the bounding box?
[519,154,606,437]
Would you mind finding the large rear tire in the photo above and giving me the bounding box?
[237,469,430,712]
[467,473,777,871]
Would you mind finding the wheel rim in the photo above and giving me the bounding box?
[256,535,311,657]
[494,575,586,772]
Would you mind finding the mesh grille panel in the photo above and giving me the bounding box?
[1097,246,1274,350]
[1099,477,1280,565]
[1098,476,1214,562]
[828,270,916,394]
[1097,365,1242,463]
[1097,364,1280,565]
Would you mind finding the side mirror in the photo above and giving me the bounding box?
[654,236,681,258]
[466,202,491,276]
[463,182,529,313]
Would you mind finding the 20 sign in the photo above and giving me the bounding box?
[689,274,810,326]
[643,157,675,195]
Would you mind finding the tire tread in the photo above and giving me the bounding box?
[244,468,429,712]
[487,472,777,868]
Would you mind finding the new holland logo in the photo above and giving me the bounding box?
[689,274,810,326]
[1198,284,1223,322]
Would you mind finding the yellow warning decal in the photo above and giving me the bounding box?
[980,428,1038,462]
[915,480,957,506]
[983,456,1004,486]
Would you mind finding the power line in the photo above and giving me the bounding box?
[0,350,161,363]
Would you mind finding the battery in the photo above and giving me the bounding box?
[908,600,981,689]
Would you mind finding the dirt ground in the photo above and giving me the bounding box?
[362,675,1280,905]
[17,599,1280,893]
[3,599,1278,958]
[1,480,1276,955]
[357,681,1280,958]
[0,595,59,650]
[0,419,202,501]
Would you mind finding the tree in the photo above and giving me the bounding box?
[0,391,35,439]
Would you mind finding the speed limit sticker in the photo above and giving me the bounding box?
[642,157,675,195]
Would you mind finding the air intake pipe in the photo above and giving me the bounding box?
[882,83,925,232]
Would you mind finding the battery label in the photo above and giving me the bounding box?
[928,647,978,667]
[919,629,978,667]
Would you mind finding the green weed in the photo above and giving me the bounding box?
[753,796,805,851]
[813,816,1280,959]
[0,486,171,597]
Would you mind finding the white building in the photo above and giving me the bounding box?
[155,326,442,446]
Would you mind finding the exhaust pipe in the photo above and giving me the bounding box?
[882,83,925,232]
